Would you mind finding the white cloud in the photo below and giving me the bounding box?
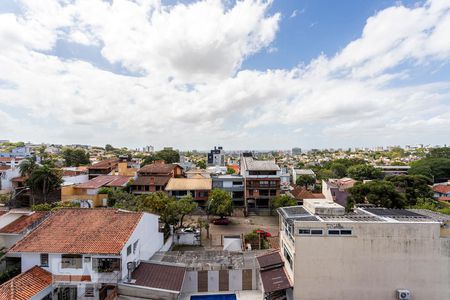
[0,0,449,149]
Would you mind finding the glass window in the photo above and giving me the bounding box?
[93,258,121,273]
[328,229,340,235]
[340,229,352,235]
[133,240,139,253]
[40,253,48,267]
[127,245,132,256]
[311,229,323,235]
[298,229,311,235]
[61,254,82,269]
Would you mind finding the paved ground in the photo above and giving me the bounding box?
[182,215,279,249]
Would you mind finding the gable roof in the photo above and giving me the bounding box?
[138,163,180,174]
[433,185,450,194]
[165,178,212,191]
[9,209,144,255]
[0,212,49,234]
[75,175,131,189]
[131,262,186,292]
[0,266,52,300]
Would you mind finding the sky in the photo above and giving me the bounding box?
[0,0,449,150]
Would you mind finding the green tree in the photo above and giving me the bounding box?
[105,144,115,152]
[177,194,198,228]
[156,149,180,164]
[196,160,207,169]
[428,147,450,159]
[271,195,297,209]
[296,175,315,188]
[18,157,37,177]
[207,189,233,218]
[316,169,335,181]
[27,165,63,203]
[330,162,347,178]
[106,189,135,207]
[409,158,450,181]
[226,167,236,174]
[62,148,90,167]
[347,164,384,181]
[347,181,406,211]
[385,174,433,206]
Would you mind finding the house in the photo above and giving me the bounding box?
[321,178,357,207]
[291,168,315,185]
[0,164,20,192]
[240,154,281,212]
[87,158,119,179]
[61,175,132,207]
[165,177,212,206]
[211,175,245,207]
[0,211,49,249]
[277,202,450,300]
[8,208,164,299]
[0,266,53,299]
[288,186,325,205]
[61,167,89,186]
[433,184,450,199]
[130,161,183,195]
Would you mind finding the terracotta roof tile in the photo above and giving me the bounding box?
[131,176,170,186]
[138,163,180,174]
[75,175,130,189]
[87,159,118,170]
[9,209,144,255]
[0,266,52,300]
[0,212,49,234]
[131,262,186,292]
[433,185,450,194]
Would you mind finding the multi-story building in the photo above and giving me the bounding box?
[130,161,183,194]
[277,199,450,300]
[212,175,245,207]
[8,208,164,299]
[87,158,119,180]
[165,177,212,207]
[207,146,225,166]
[240,154,281,212]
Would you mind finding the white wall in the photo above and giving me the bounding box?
[62,174,89,186]
[290,221,450,300]
[0,167,20,191]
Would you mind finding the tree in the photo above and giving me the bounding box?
[106,189,135,207]
[296,175,315,189]
[207,189,233,218]
[226,167,236,174]
[271,195,297,209]
[347,164,384,181]
[105,144,115,152]
[385,175,433,206]
[18,157,37,177]
[177,194,198,228]
[316,169,335,180]
[27,165,63,203]
[428,147,450,159]
[196,160,207,169]
[156,149,180,164]
[62,148,90,167]
[409,158,450,181]
[329,162,347,178]
[347,181,406,211]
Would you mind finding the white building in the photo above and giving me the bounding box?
[0,159,21,191]
[8,208,164,299]
[291,168,315,185]
[278,200,450,300]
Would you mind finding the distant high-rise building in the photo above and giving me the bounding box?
[208,146,225,166]
[143,145,154,153]
[292,147,302,155]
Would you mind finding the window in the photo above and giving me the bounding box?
[232,181,242,186]
[40,253,48,267]
[93,258,120,273]
[84,285,94,298]
[133,240,139,254]
[127,245,132,256]
[283,246,293,270]
[249,189,254,196]
[327,229,353,236]
[61,254,82,269]
[311,229,323,235]
[298,229,311,235]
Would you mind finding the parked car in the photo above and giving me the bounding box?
[211,217,230,225]
[255,229,272,238]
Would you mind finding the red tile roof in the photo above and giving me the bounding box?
[291,186,324,200]
[138,163,179,174]
[257,251,292,293]
[0,266,52,300]
[438,197,450,202]
[0,166,10,171]
[131,262,186,292]
[257,251,284,269]
[0,212,49,234]
[9,209,144,255]
[87,158,118,170]
[75,175,130,189]
[0,158,23,162]
[433,185,450,194]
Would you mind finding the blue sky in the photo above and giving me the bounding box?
[0,0,449,150]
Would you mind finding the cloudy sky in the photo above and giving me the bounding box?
[0,0,449,150]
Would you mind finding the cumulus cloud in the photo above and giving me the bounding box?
[0,0,449,149]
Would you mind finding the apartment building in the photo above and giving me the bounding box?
[8,208,164,299]
[212,174,245,207]
[240,154,281,212]
[165,177,212,206]
[277,200,450,300]
[207,146,225,166]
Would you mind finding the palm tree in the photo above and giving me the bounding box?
[18,157,37,177]
[27,165,63,204]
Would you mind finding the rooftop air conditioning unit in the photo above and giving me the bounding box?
[397,289,411,300]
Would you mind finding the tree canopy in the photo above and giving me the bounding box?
[271,195,297,209]
[347,181,406,211]
[142,149,180,165]
[347,164,384,181]
[207,189,233,217]
[385,174,433,206]
[296,175,315,188]
[62,148,90,167]
[427,147,450,159]
[409,157,450,181]
[27,165,63,202]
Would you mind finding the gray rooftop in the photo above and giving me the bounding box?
[242,157,280,171]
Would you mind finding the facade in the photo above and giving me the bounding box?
[212,175,245,207]
[0,164,20,192]
[375,165,411,176]
[207,146,225,166]
[321,178,357,207]
[87,158,119,180]
[8,208,164,300]
[278,201,450,300]
[0,211,49,249]
[165,177,212,206]
[291,168,315,185]
[240,155,281,211]
[130,161,183,195]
